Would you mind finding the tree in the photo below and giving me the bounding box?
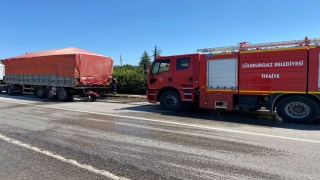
[139,50,151,66]
[151,45,162,60]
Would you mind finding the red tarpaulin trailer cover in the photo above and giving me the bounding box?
[4,47,114,86]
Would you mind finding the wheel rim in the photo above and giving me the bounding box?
[164,94,178,108]
[284,102,310,119]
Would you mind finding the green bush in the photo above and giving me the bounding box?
[113,65,147,94]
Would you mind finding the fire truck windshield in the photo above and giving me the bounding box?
[151,59,170,75]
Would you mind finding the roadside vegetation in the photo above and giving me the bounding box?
[113,45,161,94]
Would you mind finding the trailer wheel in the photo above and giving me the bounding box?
[6,86,14,96]
[45,87,57,100]
[57,87,69,101]
[36,87,46,99]
[160,91,183,111]
[276,96,320,124]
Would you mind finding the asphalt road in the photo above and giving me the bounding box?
[0,94,319,180]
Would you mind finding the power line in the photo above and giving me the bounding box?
[0,0,227,48]
[0,0,182,44]
[1,0,226,47]
[0,0,185,46]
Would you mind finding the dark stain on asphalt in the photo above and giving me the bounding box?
[53,113,288,158]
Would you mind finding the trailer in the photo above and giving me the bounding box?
[146,37,320,124]
[2,47,114,101]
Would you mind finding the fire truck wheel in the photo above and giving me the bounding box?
[160,91,183,111]
[276,96,320,124]
[36,87,46,99]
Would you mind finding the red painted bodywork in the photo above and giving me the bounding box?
[198,53,238,110]
[147,46,320,110]
[147,54,200,103]
[239,48,308,93]
[308,46,320,92]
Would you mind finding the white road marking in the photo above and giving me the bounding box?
[0,133,129,180]
[0,97,319,144]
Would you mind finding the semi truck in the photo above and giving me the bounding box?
[146,37,320,124]
[0,47,114,101]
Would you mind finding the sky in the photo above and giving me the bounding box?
[0,0,319,66]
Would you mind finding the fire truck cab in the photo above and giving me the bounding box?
[147,54,200,111]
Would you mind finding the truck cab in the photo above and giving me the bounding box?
[146,53,200,110]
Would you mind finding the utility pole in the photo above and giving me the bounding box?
[120,55,122,66]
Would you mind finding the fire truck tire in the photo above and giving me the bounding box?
[57,87,69,101]
[36,87,46,99]
[160,91,183,111]
[6,86,14,96]
[45,87,58,100]
[276,96,320,124]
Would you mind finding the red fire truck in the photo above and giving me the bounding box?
[146,37,320,124]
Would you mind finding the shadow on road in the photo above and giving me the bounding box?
[119,103,320,131]
[0,93,108,103]
[1,93,320,130]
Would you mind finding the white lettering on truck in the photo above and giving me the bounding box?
[261,73,280,78]
[242,60,303,69]
[274,60,303,67]
[242,63,273,68]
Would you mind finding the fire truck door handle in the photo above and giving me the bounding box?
[168,78,172,82]
[188,77,193,82]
